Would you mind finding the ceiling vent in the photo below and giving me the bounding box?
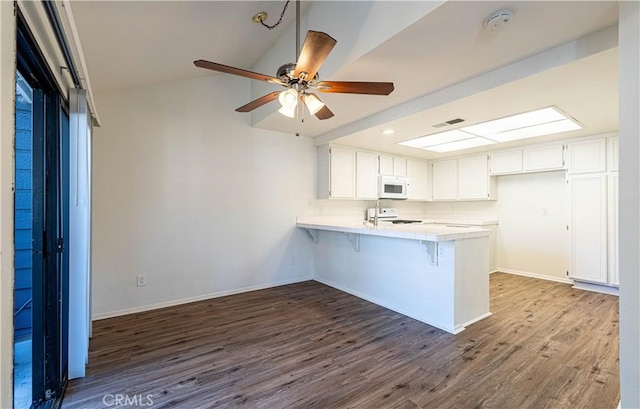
[432,118,465,128]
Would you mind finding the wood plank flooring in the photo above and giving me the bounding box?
[62,273,619,409]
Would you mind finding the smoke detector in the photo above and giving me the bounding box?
[483,9,514,31]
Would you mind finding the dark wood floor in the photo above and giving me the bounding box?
[62,273,619,409]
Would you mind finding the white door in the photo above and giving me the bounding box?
[330,147,355,198]
[355,151,379,199]
[432,159,458,200]
[458,155,489,200]
[406,159,428,200]
[569,174,608,284]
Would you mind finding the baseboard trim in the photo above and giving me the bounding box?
[459,312,493,331]
[572,280,619,296]
[313,276,460,334]
[494,268,574,285]
[92,275,313,321]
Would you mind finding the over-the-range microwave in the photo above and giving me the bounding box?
[378,175,410,200]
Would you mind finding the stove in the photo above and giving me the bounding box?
[366,208,423,224]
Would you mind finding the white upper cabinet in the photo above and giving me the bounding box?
[317,145,356,199]
[568,174,608,284]
[458,155,491,200]
[379,154,407,177]
[393,157,407,177]
[379,155,394,175]
[406,159,429,200]
[567,138,607,174]
[355,151,379,199]
[523,144,564,172]
[329,147,356,198]
[608,136,619,172]
[490,150,522,175]
[432,159,458,200]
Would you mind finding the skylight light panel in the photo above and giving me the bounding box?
[398,129,474,148]
[486,118,582,142]
[461,107,566,137]
[425,137,496,153]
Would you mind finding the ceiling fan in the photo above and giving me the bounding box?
[194,1,394,121]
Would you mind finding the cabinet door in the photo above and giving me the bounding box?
[490,150,522,175]
[355,151,379,199]
[379,155,393,175]
[329,147,355,198]
[523,144,564,172]
[569,174,608,284]
[608,173,619,286]
[608,137,619,172]
[393,157,407,177]
[567,138,606,174]
[458,155,489,200]
[432,159,458,200]
[406,159,428,200]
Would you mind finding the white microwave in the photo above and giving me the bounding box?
[378,175,410,199]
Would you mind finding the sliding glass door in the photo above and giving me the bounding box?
[15,11,70,409]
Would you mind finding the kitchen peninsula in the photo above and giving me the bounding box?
[297,217,493,334]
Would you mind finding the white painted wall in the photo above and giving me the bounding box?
[618,2,640,407]
[91,75,316,319]
[0,2,15,407]
[423,171,568,282]
[495,172,568,281]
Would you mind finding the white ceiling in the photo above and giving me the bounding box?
[70,1,309,91]
[70,1,619,158]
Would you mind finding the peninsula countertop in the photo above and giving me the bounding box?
[296,217,493,242]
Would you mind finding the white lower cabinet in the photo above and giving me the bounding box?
[406,159,428,200]
[568,174,609,284]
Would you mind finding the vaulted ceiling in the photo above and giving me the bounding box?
[70,1,619,158]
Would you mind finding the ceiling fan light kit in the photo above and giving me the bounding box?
[193,0,394,124]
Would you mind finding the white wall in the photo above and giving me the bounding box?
[0,2,15,407]
[91,75,316,319]
[424,171,568,282]
[618,1,640,407]
[495,172,568,281]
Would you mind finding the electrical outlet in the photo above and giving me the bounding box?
[542,208,549,216]
[291,256,296,265]
[307,199,314,207]
[136,275,147,287]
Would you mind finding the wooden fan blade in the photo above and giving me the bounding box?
[316,81,394,95]
[314,105,334,120]
[293,31,337,81]
[235,92,280,112]
[194,60,281,84]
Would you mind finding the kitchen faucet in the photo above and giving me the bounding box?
[374,199,382,226]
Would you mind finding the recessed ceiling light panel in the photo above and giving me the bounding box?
[425,137,496,153]
[396,106,582,154]
[399,129,474,148]
[382,129,395,135]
